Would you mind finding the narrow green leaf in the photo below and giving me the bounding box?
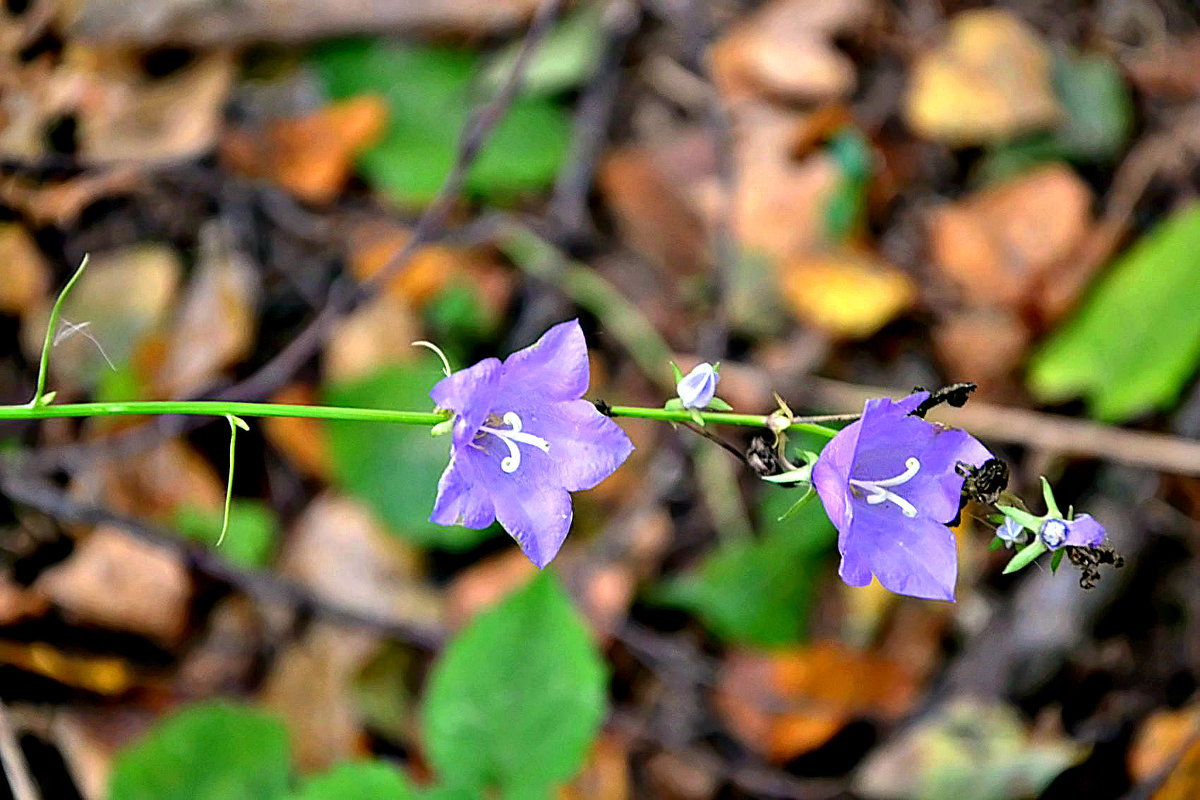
[109,703,289,800]
[1027,204,1200,421]
[1003,540,1048,574]
[423,574,605,793]
[1050,549,1065,573]
[669,361,684,384]
[707,397,734,411]
[481,3,606,96]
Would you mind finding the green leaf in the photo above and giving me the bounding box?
[1027,204,1200,421]
[670,361,684,384]
[654,489,837,647]
[423,573,605,793]
[288,762,417,800]
[324,358,496,550]
[1003,540,1048,574]
[823,127,872,243]
[688,407,705,426]
[706,397,733,411]
[311,41,570,206]
[1050,51,1132,162]
[109,703,289,800]
[1050,548,1065,573]
[481,3,606,96]
[172,500,279,568]
[663,397,684,411]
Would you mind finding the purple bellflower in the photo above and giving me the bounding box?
[812,392,992,601]
[1038,515,1105,550]
[677,363,719,408]
[428,320,633,568]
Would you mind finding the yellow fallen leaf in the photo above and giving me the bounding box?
[905,10,1060,144]
[780,250,916,338]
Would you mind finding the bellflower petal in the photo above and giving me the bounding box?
[677,363,718,408]
[812,391,992,601]
[1040,513,1105,550]
[428,319,634,568]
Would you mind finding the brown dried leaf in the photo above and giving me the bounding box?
[0,641,134,695]
[0,573,50,625]
[74,438,224,521]
[905,10,1060,144]
[781,249,916,338]
[156,223,260,396]
[0,167,144,227]
[933,308,1031,397]
[560,733,631,800]
[928,164,1094,309]
[717,642,921,762]
[0,223,50,316]
[713,0,868,104]
[326,293,421,384]
[33,525,192,645]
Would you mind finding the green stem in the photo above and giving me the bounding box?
[604,405,838,438]
[0,401,449,425]
[0,400,839,437]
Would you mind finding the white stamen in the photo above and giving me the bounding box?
[479,411,550,473]
[849,457,921,518]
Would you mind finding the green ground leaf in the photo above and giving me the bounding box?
[654,488,838,647]
[109,703,289,800]
[324,358,495,550]
[481,3,606,96]
[311,40,570,206]
[173,500,279,568]
[1027,204,1200,421]
[288,762,416,800]
[423,573,606,794]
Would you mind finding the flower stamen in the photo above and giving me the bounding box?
[849,457,921,518]
[479,411,550,473]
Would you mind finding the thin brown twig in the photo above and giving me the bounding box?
[0,470,444,650]
[0,697,39,800]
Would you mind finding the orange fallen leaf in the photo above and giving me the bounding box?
[780,249,916,338]
[263,384,332,480]
[716,641,921,762]
[1130,705,1200,783]
[928,164,1094,310]
[0,640,133,695]
[0,222,49,316]
[269,97,388,204]
[348,222,469,307]
[1152,734,1200,800]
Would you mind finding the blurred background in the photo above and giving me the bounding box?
[1,0,1199,798]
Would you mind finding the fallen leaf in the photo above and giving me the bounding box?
[780,249,916,338]
[854,699,1087,800]
[263,493,442,770]
[72,46,234,162]
[0,223,50,316]
[1129,705,1200,783]
[445,549,538,632]
[928,164,1093,309]
[222,96,388,204]
[0,641,133,695]
[560,733,631,800]
[1153,734,1200,800]
[347,221,473,307]
[643,751,719,800]
[0,167,144,227]
[933,308,1031,397]
[0,573,50,625]
[905,10,1060,144]
[263,384,332,480]
[730,109,842,262]
[713,0,868,104]
[33,525,192,645]
[326,293,421,384]
[175,597,261,696]
[1126,35,1200,99]
[73,438,224,522]
[716,642,921,761]
[598,143,709,277]
[155,222,260,396]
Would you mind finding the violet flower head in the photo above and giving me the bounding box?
[677,363,718,408]
[428,320,633,568]
[1039,514,1105,550]
[811,392,992,601]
